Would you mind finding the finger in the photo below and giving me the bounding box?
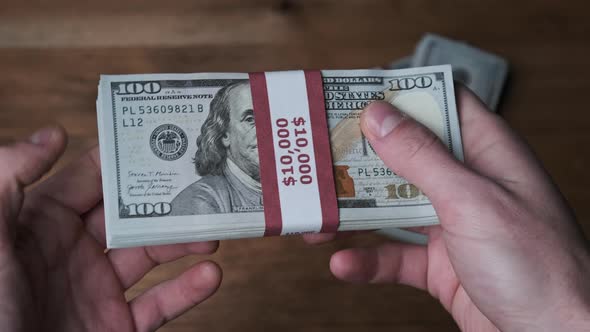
[302,230,364,245]
[0,126,66,234]
[360,101,489,205]
[130,260,221,332]
[0,126,66,189]
[330,243,428,290]
[31,146,102,215]
[302,233,336,244]
[82,203,106,247]
[108,241,219,288]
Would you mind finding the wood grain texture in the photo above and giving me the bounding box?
[1,0,589,331]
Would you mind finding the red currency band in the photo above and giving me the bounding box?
[249,70,339,236]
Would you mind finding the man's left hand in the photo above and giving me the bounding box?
[0,126,222,332]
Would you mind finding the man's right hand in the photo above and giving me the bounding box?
[306,87,590,331]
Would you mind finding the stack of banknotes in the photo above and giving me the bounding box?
[97,66,462,248]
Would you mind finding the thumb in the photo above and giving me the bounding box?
[360,101,481,205]
[0,126,67,239]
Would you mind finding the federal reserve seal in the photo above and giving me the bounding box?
[150,124,188,161]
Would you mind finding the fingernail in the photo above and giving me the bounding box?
[362,101,403,138]
[196,261,222,286]
[29,127,56,146]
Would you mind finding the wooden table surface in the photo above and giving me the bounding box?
[1,1,589,331]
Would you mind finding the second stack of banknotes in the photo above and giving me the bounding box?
[97,66,463,248]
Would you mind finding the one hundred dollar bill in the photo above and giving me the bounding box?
[96,66,462,247]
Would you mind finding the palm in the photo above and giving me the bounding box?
[16,199,133,331]
[0,134,222,332]
[426,89,579,330]
[392,89,572,329]
[414,89,521,330]
[423,227,499,331]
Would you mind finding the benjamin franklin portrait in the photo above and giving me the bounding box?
[170,81,263,215]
